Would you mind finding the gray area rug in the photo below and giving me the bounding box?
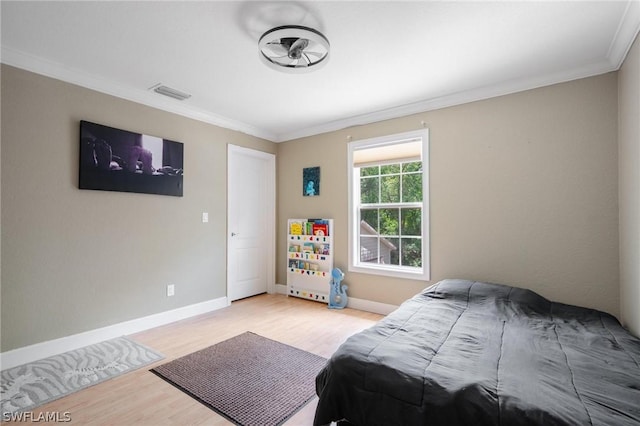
[151,332,327,426]
[1,336,163,415]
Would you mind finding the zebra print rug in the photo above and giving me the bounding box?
[1,336,163,416]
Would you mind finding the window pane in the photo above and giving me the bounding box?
[361,209,379,233]
[360,235,379,263]
[380,164,400,175]
[402,173,422,202]
[401,208,421,236]
[386,237,399,265]
[360,235,399,265]
[379,208,399,235]
[360,166,379,177]
[402,161,422,173]
[360,177,379,203]
[380,175,400,203]
[401,238,422,267]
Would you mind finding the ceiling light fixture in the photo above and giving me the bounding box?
[258,25,329,73]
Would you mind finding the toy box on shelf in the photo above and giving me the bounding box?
[287,218,333,303]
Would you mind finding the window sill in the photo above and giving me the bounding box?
[348,264,430,281]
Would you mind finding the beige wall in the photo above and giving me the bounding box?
[1,61,627,352]
[278,73,620,317]
[619,33,640,336]
[0,65,276,352]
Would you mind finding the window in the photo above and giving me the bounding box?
[348,129,430,280]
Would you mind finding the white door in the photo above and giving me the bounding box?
[227,145,275,302]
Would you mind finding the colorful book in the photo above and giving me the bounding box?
[312,223,328,236]
[290,222,302,235]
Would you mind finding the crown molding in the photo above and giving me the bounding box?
[0,46,278,142]
[607,0,640,69]
[275,59,618,142]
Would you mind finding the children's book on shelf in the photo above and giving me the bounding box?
[291,219,331,236]
[312,223,328,236]
[290,221,302,235]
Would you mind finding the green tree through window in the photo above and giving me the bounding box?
[349,129,429,280]
[359,162,423,268]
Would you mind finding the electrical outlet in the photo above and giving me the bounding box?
[167,284,175,297]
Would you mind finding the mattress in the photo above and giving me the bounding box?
[314,279,640,426]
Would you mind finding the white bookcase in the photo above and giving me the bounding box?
[286,218,333,303]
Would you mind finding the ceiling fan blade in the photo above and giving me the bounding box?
[264,42,288,57]
[290,38,309,54]
[272,55,290,62]
[305,51,325,59]
[306,39,327,52]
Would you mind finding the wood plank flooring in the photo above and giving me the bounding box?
[25,294,383,425]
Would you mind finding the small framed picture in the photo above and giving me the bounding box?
[303,166,320,196]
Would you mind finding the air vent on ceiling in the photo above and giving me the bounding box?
[151,84,191,101]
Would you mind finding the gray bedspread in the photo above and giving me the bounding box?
[314,279,640,426]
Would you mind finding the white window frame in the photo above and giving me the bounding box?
[348,129,430,280]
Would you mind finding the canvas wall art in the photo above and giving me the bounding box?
[303,166,320,196]
[79,120,184,197]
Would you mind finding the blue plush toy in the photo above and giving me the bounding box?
[328,268,348,309]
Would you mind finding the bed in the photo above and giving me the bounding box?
[314,279,640,426]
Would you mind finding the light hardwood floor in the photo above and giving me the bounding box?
[25,294,383,425]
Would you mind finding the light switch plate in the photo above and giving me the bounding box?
[202,212,209,223]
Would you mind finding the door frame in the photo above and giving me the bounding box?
[226,144,276,302]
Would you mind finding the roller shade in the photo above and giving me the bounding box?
[352,139,422,168]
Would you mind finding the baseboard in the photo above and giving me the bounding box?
[347,297,398,315]
[0,296,228,370]
[276,283,397,316]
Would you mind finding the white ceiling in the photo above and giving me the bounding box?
[2,1,639,142]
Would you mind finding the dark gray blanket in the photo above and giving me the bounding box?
[314,279,640,426]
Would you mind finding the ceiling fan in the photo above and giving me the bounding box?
[258,25,330,72]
